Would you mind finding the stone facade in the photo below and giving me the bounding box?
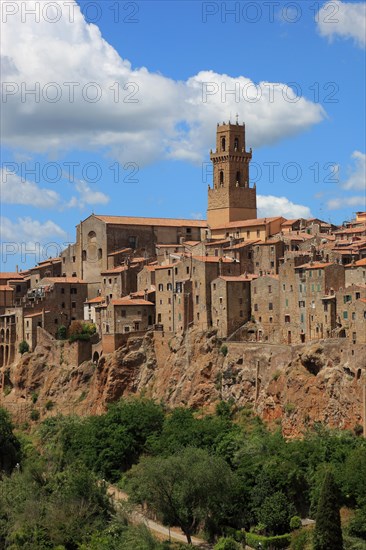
[211,276,252,338]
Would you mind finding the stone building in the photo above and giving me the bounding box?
[336,285,366,344]
[251,275,280,342]
[252,239,285,276]
[61,214,207,284]
[211,276,252,338]
[101,264,140,303]
[345,258,366,286]
[207,122,257,227]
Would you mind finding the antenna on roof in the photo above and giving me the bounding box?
[235,113,239,124]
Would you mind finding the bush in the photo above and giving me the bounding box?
[69,332,91,343]
[348,506,366,539]
[18,340,29,355]
[245,532,291,549]
[220,344,228,356]
[30,409,40,421]
[45,400,54,411]
[290,529,311,550]
[57,325,67,340]
[214,537,241,550]
[31,392,38,404]
[290,516,302,531]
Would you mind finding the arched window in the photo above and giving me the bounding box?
[219,171,224,186]
[82,250,87,261]
[98,248,103,260]
[221,137,226,151]
[88,231,96,242]
[234,137,239,151]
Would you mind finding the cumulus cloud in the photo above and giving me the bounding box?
[327,195,366,210]
[342,151,366,190]
[0,168,110,209]
[68,180,110,208]
[317,1,366,48]
[0,169,61,208]
[257,195,312,219]
[1,1,325,167]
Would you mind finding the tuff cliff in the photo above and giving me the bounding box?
[1,328,365,437]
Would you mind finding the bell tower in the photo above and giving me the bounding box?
[207,121,257,228]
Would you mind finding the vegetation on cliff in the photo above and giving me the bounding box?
[1,399,366,548]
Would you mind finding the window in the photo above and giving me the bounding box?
[269,317,273,323]
[72,256,76,263]
[317,284,321,292]
[16,285,21,292]
[221,137,226,151]
[285,315,291,323]
[300,313,304,323]
[356,292,360,299]
[71,287,77,294]
[196,296,199,304]
[213,283,216,290]
[121,310,126,318]
[61,302,65,309]
[197,312,200,320]
[257,230,260,238]
[318,269,322,277]
[158,284,163,291]
[247,231,250,238]
[283,284,286,291]
[219,297,223,304]
[109,278,112,285]
[186,227,192,234]
[285,299,288,307]
[82,250,86,261]
[234,137,239,151]
[343,311,348,320]
[168,297,171,304]
[240,310,243,317]
[159,299,163,305]
[124,326,130,333]
[61,288,65,294]
[186,266,190,274]
[167,283,172,291]
[54,318,58,324]
[128,236,137,249]
[311,284,315,292]
[299,284,302,292]
[219,170,224,186]
[352,312,356,320]
[254,304,258,311]
[270,261,274,268]
[71,301,76,309]
[268,285,272,293]
[344,295,351,303]
[269,303,273,310]
[239,298,243,305]
[236,171,240,184]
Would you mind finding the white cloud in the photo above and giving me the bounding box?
[68,180,109,208]
[257,195,312,219]
[317,1,366,48]
[0,216,67,243]
[0,169,61,208]
[342,151,366,190]
[327,195,366,210]
[1,1,325,167]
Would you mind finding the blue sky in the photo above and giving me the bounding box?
[1,0,365,271]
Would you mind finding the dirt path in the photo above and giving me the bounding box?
[107,484,209,547]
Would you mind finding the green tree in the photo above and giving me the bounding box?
[127,447,239,544]
[257,491,293,535]
[0,407,21,474]
[214,537,241,550]
[18,340,29,354]
[57,325,67,340]
[314,471,343,550]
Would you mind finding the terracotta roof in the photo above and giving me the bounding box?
[227,240,260,250]
[85,296,105,304]
[0,272,24,280]
[24,310,50,318]
[37,257,61,265]
[281,219,301,226]
[155,263,177,270]
[101,266,129,274]
[334,225,366,235]
[130,289,155,297]
[156,244,184,249]
[108,248,132,256]
[360,298,366,304]
[0,285,14,291]
[130,257,147,264]
[94,215,207,228]
[205,239,231,246]
[184,241,201,247]
[41,277,86,284]
[217,275,255,282]
[211,216,284,230]
[295,262,334,270]
[256,239,281,245]
[345,258,366,267]
[111,298,154,306]
[193,256,235,263]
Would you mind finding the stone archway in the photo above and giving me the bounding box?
[92,351,100,364]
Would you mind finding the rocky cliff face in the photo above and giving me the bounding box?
[1,328,365,437]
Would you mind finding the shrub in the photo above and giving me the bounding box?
[82,322,96,335]
[284,402,296,414]
[290,529,311,550]
[69,332,91,343]
[57,325,67,340]
[68,320,83,337]
[30,409,40,421]
[290,516,302,531]
[220,344,228,356]
[245,532,291,549]
[354,423,363,436]
[18,340,29,355]
[31,392,38,404]
[45,400,54,411]
[214,537,241,550]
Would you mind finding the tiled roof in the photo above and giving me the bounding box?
[0,272,24,280]
[295,262,334,270]
[193,256,236,263]
[281,219,301,226]
[334,225,366,235]
[24,310,50,318]
[108,248,132,256]
[111,298,154,306]
[217,275,256,282]
[101,266,129,274]
[345,258,366,267]
[205,239,231,246]
[184,241,201,247]
[0,285,14,291]
[155,263,177,270]
[42,277,86,284]
[85,296,105,304]
[227,240,260,250]
[211,216,283,230]
[94,215,207,228]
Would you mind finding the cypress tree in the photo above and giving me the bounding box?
[314,471,343,550]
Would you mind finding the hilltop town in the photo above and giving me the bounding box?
[1,122,365,375]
